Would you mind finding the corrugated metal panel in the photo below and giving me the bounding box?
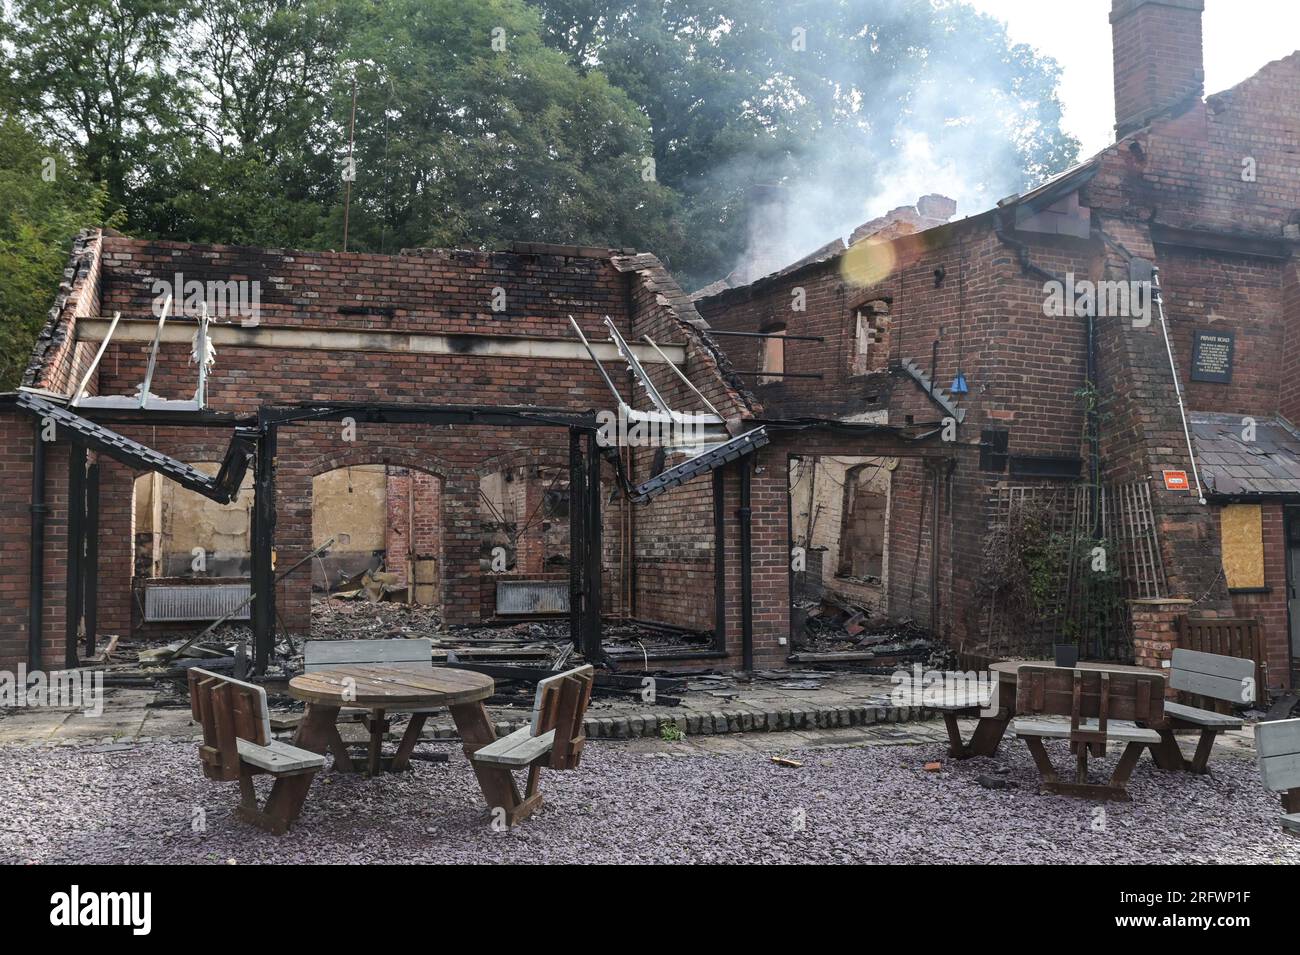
[144,583,251,622]
[496,580,569,615]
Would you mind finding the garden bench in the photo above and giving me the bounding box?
[1148,648,1251,774]
[1255,717,1300,838]
[303,638,435,774]
[303,638,434,673]
[1012,665,1165,801]
[188,667,325,835]
[470,664,594,825]
[1177,616,1269,707]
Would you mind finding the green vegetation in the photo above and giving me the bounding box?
[0,0,1079,387]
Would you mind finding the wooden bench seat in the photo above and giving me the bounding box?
[1162,701,1243,729]
[1013,666,1165,801]
[1149,649,1253,774]
[1013,718,1160,745]
[469,665,594,826]
[471,727,557,767]
[237,738,327,774]
[189,668,323,835]
[894,678,997,759]
[1255,717,1300,838]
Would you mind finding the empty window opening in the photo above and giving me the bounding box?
[132,465,253,580]
[480,466,570,576]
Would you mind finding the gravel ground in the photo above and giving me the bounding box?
[1,738,1295,864]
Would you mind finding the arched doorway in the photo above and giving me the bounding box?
[311,463,445,607]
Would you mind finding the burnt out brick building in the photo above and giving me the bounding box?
[0,230,950,675]
[0,0,1296,693]
[695,0,1300,690]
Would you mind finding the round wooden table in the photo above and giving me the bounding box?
[289,665,495,777]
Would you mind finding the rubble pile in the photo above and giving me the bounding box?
[792,596,952,671]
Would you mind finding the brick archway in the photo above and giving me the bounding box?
[306,451,450,614]
[305,445,455,484]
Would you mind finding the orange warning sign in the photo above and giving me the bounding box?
[1163,470,1190,491]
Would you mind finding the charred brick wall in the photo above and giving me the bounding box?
[2,236,748,669]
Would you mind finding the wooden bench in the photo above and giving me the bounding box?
[303,638,434,774]
[1177,616,1269,708]
[1013,666,1165,801]
[1148,648,1251,774]
[188,667,325,835]
[1255,717,1300,838]
[469,664,594,826]
[303,638,434,673]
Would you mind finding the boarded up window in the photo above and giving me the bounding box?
[1220,504,1265,589]
[759,327,786,384]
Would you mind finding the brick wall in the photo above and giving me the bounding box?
[1,234,756,670]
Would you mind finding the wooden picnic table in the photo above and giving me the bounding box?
[289,665,521,812]
[949,659,1158,758]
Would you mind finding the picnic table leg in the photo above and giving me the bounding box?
[968,712,1011,757]
[367,708,388,777]
[1023,737,1059,784]
[1283,788,1300,814]
[294,703,355,773]
[1149,729,1187,771]
[1188,729,1219,774]
[259,771,316,835]
[390,713,429,771]
[941,712,972,758]
[449,701,530,825]
[1073,743,1090,785]
[1108,742,1145,792]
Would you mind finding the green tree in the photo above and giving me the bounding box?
[335,0,677,256]
[0,115,112,389]
[533,0,1080,286]
[0,0,190,223]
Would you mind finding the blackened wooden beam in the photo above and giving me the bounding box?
[569,429,584,651]
[251,419,278,674]
[583,430,603,662]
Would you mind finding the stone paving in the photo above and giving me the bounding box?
[0,669,1260,765]
[0,670,933,744]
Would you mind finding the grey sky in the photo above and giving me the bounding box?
[965,0,1300,157]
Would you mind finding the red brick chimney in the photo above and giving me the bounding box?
[1110,0,1205,137]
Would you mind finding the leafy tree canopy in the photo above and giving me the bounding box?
[0,0,1078,374]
